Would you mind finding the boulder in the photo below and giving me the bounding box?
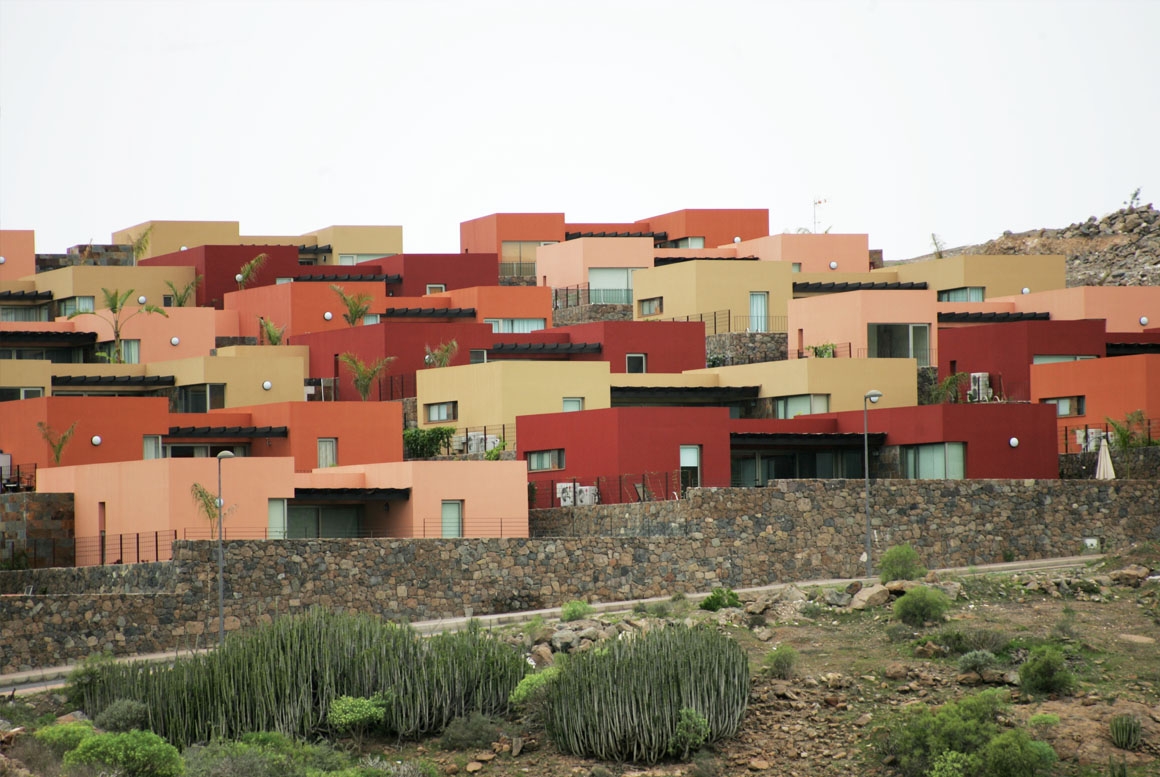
[550,629,577,652]
[845,580,863,596]
[884,662,908,680]
[933,582,963,601]
[824,590,853,607]
[1111,564,1152,587]
[781,585,808,603]
[850,584,891,610]
[530,644,554,667]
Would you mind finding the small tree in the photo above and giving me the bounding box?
[924,372,968,405]
[191,482,235,530]
[424,339,459,367]
[69,288,168,364]
[236,252,269,290]
[338,352,396,401]
[127,225,153,260]
[164,274,202,307]
[331,284,373,327]
[257,316,286,345]
[931,233,946,259]
[37,421,78,465]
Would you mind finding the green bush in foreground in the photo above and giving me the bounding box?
[33,720,95,756]
[878,543,927,583]
[876,689,1009,777]
[699,587,742,612]
[543,624,748,763]
[894,586,952,627]
[957,650,996,675]
[63,729,184,777]
[1018,646,1076,696]
[439,711,502,750]
[183,739,308,777]
[762,644,799,680]
[560,599,595,622]
[94,697,151,732]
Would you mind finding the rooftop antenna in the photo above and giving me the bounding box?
[813,198,828,234]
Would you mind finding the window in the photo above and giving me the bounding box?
[680,445,701,491]
[1032,354,1098,364]
[562,397,584,412]
[484,318,546,334]
[175,383,226,413]
[118,339,141,364]
[362,313,380,325]
[639,297,663,316]
[791,263,802,273]
[587,268,634,304]
[626,353,647,373]
[425,401,458,422]
[938,287,985,302]
[162,294,175,307]
[317,438,337,468]
[0,387,44,402]
[426,284,446,294]
[527,449,565,472]
[287,505,361,538]
[868,323,931,367]
[902,442,965,479]
[338,254,356,266]
[469,349,487,364]
[774,394,830,419]
[0,306,49,322]
[55,296,94,317]
[441,500,463,538]
[749,292,769,333]
[1043,396,1085,417]
[142,435,162,460]
[657,237,705,249]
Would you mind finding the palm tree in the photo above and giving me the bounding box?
[258,317,286,345]
[338,352,396,401]
[37,421,77,465]
[69,288,168,364]
[191,482,235,528]
[127,225,153,260]
[165,275,203,307]
[331,284,373,327]
[424,339,459,368]
[236,252,269,290]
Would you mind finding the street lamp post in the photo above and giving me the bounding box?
[863,390,883,579]
[216,450,235,646]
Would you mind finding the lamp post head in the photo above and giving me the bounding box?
[216,450,235,460]
[865,389,883,404]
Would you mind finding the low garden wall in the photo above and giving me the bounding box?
[3,479,1158,673]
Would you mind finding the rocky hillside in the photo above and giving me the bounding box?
[900,203,1160,287]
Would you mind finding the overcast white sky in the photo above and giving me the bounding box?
[1,0,1158,260]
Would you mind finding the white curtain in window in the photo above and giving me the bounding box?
[510,318,545,334]
[917,444,945,478]
[749,292,769,333]
[441,500,463,538]
[142,435,162,460]
[317,438,337,468]
[121,340,141,364]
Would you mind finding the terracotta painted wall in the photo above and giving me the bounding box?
[226,280,389,340]
[459,213,566,256]
[1031,354,1160,449]
[556,321,707,373]
[0,396,171,470]
[741,233,870,273]
[440,285,553,322]
[67,306,240,364]
[517,406,733,490]
[938,320,1108,402]
[787,289,939,358]
[0,230,36,281]
[999,287,1160,333]
[229,401,404,470]
[643,209,769,249]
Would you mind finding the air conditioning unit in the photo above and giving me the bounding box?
[467,433,486,454]
[576,486,599,505]
[969,372,993,402]
[1083,429,1104,453]
[450,435,467,453]
[556,483,575,507]
[483,435,502,452]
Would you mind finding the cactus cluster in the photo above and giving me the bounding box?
[1109,714,1142,751]
[70,609,525,748]
[543,624,749,763]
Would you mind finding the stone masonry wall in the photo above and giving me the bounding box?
[3,479,1158,672]
[706,333,787,366]
[0,493,75,568]
[1059,446,1160,481]
[551,304,633,327]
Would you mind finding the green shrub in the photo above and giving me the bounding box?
[1109,714,1142,751]
[543,624,748,764]
[649,602,671,619]
[927,750,977,777]
[237,731,345,772]
[762,645,799,680]
[875,689,1008,777]
[689,750,723,777]
[799,601,824,618]
[1107,756,1129,777]
[632,601,649,615]
[698,587,742,612]
[64,651,116,705]
[928,627,1010,656]
[64,729,184,777]
[977,729,1057,776]
[439,711,501,750]
[560,599,595,622]
[72,610,525,748]
[1028,713,1060,739]
[402,426,456,458]
[670,707,710,760]
[327,694,388,747]
[33,720,96,756]
[94,698,150,732]
[885,624,914,643]
[957,650,996,675]
[879,543,927,583]
[183,740,308,777]
[509,665,561,707]
[893,586,952,627]
[1018,646,1076,696]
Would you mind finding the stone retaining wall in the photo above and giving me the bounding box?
[3,479,1158,672]
[0,493,75,568]
[706,332,787,366]
[551,304,633,327]
[1059,446,1160,481]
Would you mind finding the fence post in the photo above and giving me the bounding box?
[99,530,106,566]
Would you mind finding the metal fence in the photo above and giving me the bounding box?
[0,462,37,492]
[378,373,417,401]
[790,342,853,359]
[75,531,178,567]
[499,261,536,278]
[177,521,526,540]
[528,471,682,510]
[553,284,633,308]
[853,347,937,367]
[2,538,72,569]
[1058,416,1159,454]
[658,310,787,335]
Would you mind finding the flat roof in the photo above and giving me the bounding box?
[167,426,289,438]
[937,312,1050,323]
